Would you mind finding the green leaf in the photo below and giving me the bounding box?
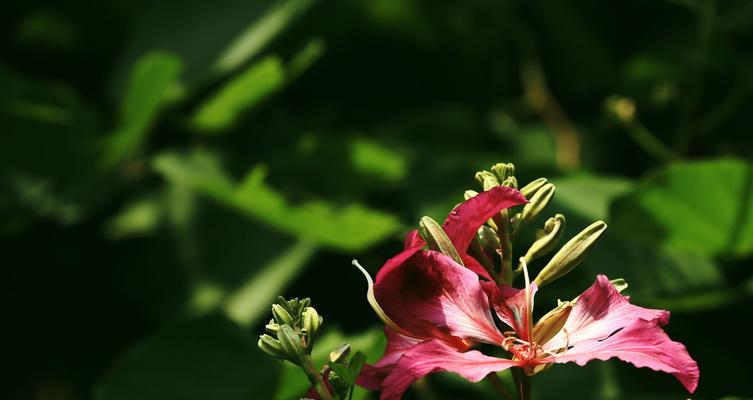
[554,173,634,220]
[153,149,401,251]
[192,56,285,131]
[96,314,279,400]
[101,52,182,167]
[610,159,753,257]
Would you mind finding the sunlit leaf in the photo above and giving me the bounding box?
[153,149,401,251]
[101,52,182,167]
[610,159,753,257]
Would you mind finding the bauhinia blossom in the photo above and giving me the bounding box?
[352,187,699,400]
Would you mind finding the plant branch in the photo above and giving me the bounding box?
[484,373,515,400]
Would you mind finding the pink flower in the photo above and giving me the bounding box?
[351,186,699,399]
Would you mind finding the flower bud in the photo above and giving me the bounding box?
[534,221,607,287]
[491,163,515,182]
[328,370,349,398]
[464,189,478,201]
[329,343,351,363]
[272,303,295,326]
[302,307,322,344]
[265,319,281,335]
[610,278,628,293]
[477,225,501,253]
[277,324,308,366]
[418,216,463,265]
[520,177,548,198]
[298,297,312,313]
[258,334,289,360]
[523,214,566,262]
[502,176,518,189]
[532,302,572,345]
[475,171,499,191]
[520,183,555,224]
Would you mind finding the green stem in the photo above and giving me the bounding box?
[484,373,515,400]
[517,373,532,400]
[495,212,513,285]
[303,357,334,400]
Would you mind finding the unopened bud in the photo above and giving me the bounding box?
[477,225,501,253]
[520,183,555,224]
[605,95,636,123]
[475,171,499,191]
[329,343,351,363]
[534,221,607,286]
[258,334,289,360]
[524,214,566,262]
[610,278,628,293]
[265,319,281,335]
[272,304,295,326]
[464,189,478,201]
[532,302,572,345]
[502,176,518,189]
[328,370,349,398]
[418,216,463,265]
[520,177,548,198]
[298,298,312,312]
[277,324,308,365]
[491,163,515,182]
[302,307,322,342]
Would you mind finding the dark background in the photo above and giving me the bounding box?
[1,0,752,399]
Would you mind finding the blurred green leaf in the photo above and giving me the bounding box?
[214,0,315,74]
[192,56,285,131]
[221,240,316,326]
[96,314,279,400]
[610,159,753,257]
[101,52,182,167]
[104,195,164,239]
[193,38,325,133]
[350,137,407,183]
[153,149,401,250]
[554,174,634,220]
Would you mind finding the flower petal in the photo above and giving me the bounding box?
[356,328,424,390]
[374,250,505,345]
[485,280,538,341]
[379,339,517,400]
[544,275,667,351]
[442,185,527,255]
[551,318,699,393]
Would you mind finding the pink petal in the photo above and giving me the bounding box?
[485,280,538,341]
[551,318,699,393]
[461,254,494,281]
[544,275,667,351]
[379,339,517,400]
[374,250,505,345]
[442,186,527,256]
[374,245,423,284]
[357,328,424,390]
[403,229,424,249]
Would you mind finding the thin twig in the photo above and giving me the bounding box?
[485,373,515,400]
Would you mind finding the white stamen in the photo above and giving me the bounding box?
[352,259,411,336]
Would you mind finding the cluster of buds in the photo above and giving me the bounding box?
[258,297,365,400]
[258,296,322,366]
[424,162,607,287]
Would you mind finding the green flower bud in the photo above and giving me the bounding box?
[258,334,289,360]
[277,324,308,366]
[523,214,566,262]
[328,369,349,398]
[520,177,548,198]
[418,216,463,265]
[265,319,281,335]
[610,278,628,293]
[272,303,295,326]
[532,302,572,345]
[520,183,555,224]
[502,176,518,189]
[534,221,607,287]
[475,171,499,191]
[464,189,478,201]
[477,225,501,253]
[329,343,351,363]
[491,163,515,182]
[302,307,322,347]
[298,298,312,313]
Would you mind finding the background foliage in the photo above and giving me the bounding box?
[2,0,752,399]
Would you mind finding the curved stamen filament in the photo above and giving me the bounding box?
[352,259,413,337]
